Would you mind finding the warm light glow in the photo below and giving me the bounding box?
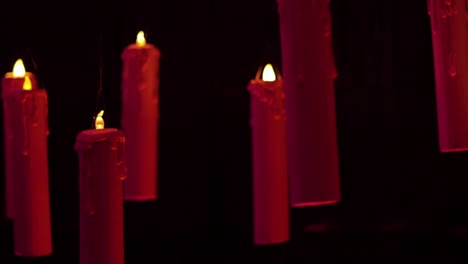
[95,110,105,129]
[262,64,276,82]
[12,59,26,77]
[23,76,32,90]
[136,31,146,46]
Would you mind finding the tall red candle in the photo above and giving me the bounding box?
[2,59,52,256]
[121,31,160,201]
[277,0,341,207]
[248,64,289,245]
[75,112,125,264]
[2,59,38,220]
[427,0,468,152]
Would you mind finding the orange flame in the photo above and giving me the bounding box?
[95,110,104,129]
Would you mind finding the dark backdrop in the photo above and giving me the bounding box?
[1,0,468,262]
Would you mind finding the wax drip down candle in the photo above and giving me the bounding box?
[121,31,160,201]
[1,59,52,256]
[75,111,126,264]
[2,59,39,220]
[427,0,468,152]
[277,0,341,207]
[248,64,289,245]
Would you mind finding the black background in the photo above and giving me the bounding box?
[1,0,468,262]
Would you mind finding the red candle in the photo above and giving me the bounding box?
[121,31,160,201]
[248,64,289,245]
[75,111,125,264]
[427,0,468,152]
[1,59,52,256]
[2,59,38,220]
[277,0,341,207]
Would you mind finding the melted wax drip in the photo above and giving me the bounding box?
[449,50,457,76]
[80,136,126,217]
[442,0,457,18]
[428,0,440,35]
[112,138,127,181]
[318,0,331,37]
[84,148,95,216]
[249,81,286,120]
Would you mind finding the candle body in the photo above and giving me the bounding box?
[248,79,289,245]
[121,43,160,200]
[428,0,468,152]
[75,128,125,264]
[1,73,38,219]
[8,88,52,256]
[277,0,341,207]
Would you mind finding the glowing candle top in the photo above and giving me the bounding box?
[2,58,38,92]
[12,59,26,77]
[95,110,105,129]
[136,31,146,46]
[262,64,276,82]
[23,76,32,90]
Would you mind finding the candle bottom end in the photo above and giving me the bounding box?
[253,238,289,246]
[124,195,157,201]
[15,250,53,258]
[291,199,340,208]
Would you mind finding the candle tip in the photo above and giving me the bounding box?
[95,110,105,129]
[262,64,276,82]
[136,31,146,46]
[23,76,32,90]
[12,59,26,77]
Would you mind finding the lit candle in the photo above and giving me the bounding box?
[1,59,39,219]
[427,0,468,152]
[248,63,289,245]
[75,111,126,264]
[1,59,52,256]
[121,31,160,201]
[277,0,341,207]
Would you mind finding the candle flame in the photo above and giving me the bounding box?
[95,110,105,129]
[12,59,26,77]
[23,76,32,90]
[136,31,146,46]
[262,64,276,82]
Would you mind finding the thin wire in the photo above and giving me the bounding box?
[96,28,106,120]
[24,48,42,88]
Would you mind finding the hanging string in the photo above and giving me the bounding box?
[94,27,106,128]
[24,48,43,88]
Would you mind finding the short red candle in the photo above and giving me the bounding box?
[75,116,125,264]
[121,31,160,201]
[277,0,341,207]
[248,64,289,245]
[427,0,468,152]
[1,59,39,220]
[2,59,52,256]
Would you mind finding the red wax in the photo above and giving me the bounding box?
[75,128,126,264]
[248,76,289,245]
[7,87,52,256]
[277,0,341,207]
[121,43,160,201]
[1,72,38,219]
[428,0,468,152]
